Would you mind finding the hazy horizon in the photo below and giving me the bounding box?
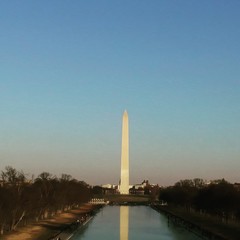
[1,1,239,186]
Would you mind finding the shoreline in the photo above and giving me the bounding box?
[52,215,94,240]
[50,206,102,240]
[151,204,240,240]
[1,204,103,240]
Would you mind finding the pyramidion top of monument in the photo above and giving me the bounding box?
[123,110,128,116]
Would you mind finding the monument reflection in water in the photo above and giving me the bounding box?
[120,206,129,240]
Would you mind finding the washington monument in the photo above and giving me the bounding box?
[120,110,129,194]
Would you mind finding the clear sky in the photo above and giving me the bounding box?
[0,1,240,186]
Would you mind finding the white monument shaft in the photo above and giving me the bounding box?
[120,110,129,194]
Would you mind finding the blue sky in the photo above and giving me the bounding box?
[0,1,240,185]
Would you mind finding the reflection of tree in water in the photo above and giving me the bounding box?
[168,223,202,240]
[120,206,129,240]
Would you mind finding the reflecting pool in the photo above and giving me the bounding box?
[73,206,202,240]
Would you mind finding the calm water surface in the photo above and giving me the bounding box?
[73,206,202,240]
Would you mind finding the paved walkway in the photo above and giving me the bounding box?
[2,204,100,240]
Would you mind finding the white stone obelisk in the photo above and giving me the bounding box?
[120,110,129,194]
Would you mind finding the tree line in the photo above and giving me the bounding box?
[159,178,240,222]
[0,166,92,235]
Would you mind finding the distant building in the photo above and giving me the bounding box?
[234,183,240,191]
[101,184,118,194]
[100,180,160,197]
